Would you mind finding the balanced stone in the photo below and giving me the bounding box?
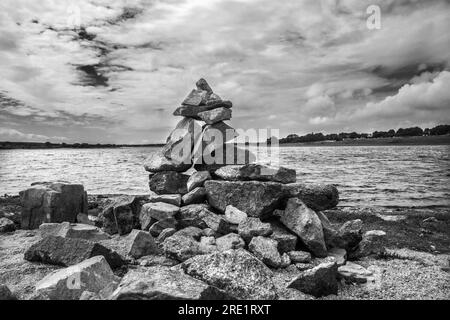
[196,78,213,93]
[182,89,209,106]
[148,193,182,206]
[182,187,207,205]
[187,171,211,192]
[215,164,296,184]
[148,171,189,195]
[173,101,232,118]
[144,150,191,173]
[198,107,232,125]
[39,222,110,242]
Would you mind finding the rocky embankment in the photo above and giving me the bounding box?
[1,79,449,300]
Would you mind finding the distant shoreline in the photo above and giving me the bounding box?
[0,142,164,150]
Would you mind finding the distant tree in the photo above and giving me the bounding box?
[430,125,450,136]
[387,129,395,137]
[395,127,423,137]
[423,128,430,136]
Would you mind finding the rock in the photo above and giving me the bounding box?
[76,213,94,226]
[149,171,189,195]
[39,222,110,241]
[144,150,191,173]
[140,202,179,227]
[198,107,232,125]
[335,219,363,251]
[138,255,179,267]
[148,193,182,207]
[200,210,231,234]
[280,198,327,257]
[238,217,272,243]
[176,204,210,228]
[182,89,209,106]
[111,266,230,300]
[202,228,216,237]
[182,187,207,205]
[216,233,245,251]
[280,253,291,268]
[270,222,297,253]
[174,101,232,118]
[199,236,217,254]
[315,211,339,248]
[187,171,211,192]
[288,261,338,297]
[338,262,373,283]
[205,180,286,218]
[249,236,283,268]
[174,226,203,240]
[0,217,16,233]
[206,93,222,104]
[0,285,17,300]
[295,263,315,271]
[156,228,177,243]
[125,229,160,258]
[215,164,296,184]
[182,249,277,300]
[195,144,255,172]
[35,256,119,300]
[148,218,177,237]
[288,251,312,263]
[205,100,232,108]
[20,182,88,229]
[327,248,347,266]
[224,205,248,225]
[24,235,125,268]
[283,183,339,211]
[98,195,141,235]
[196,78,213,93]
[162,234,203,262]
[349,230,386,259]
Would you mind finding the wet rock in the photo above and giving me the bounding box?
[338,261,373,283]
[148,218,177,237]
[156,228,177,243]
[205,180,286,218]
[349,230,386,259]
[249,236,283,268]
[182,187,207,205]
[238,217,273,243]
[111,266,230,300]
[0,285,17,300]
[20,182,88,229]
[139,202,179,230]
[144,150,191,173]
[148,193,182,207]
[24,235,125,268]
[149,171,189,195]
[270,222,297,253]
[125,229,160,259]
[0,217,16,233]
[328,248,347,266]
[280,198,327,257]
[288,261,338,297]
[35,256,119,300]
[288,251,312,263]
[182,249,277,300]
[39,222,110,241]
[176,204,210,229]
[186,171,211,192]
[215,164,296,184]
[223,205,247,225]
[162,234,203,262]
[98,195,141,235]
[216,233,245,251]
[198,107,232,125]
[283,183,339,211]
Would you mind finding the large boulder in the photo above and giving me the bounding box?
[215,164,296,184]
[98,195,141,235]
[238,217,272,243]
[205,180,285,218]
[279,198,327,257]
[288,261,338,297]
[149,171,189,195]
[111,266,230,300]
[182,249,277,300]
[20,182,88,229]
[34,256,119,300]
[248,236,283,268]
[283,183,339,211]
[39,222,110,242]
[24,236,125,268]
[144,150,191,173]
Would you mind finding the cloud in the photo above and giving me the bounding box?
[0,128,67,142]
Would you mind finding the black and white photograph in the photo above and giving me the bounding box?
[0,0,449,307]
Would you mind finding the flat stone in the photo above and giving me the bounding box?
[288,251,312,263]
[140,202,180,229]
[0,217,16,233]
[270,222,297,253]
[338,261,373,283]
[283,183,339,211]
[35,256,119,300]
[215,164,296,184]
[216,233,245,251]
[125,229,160,259]
[224,205,248,225]
[288,261,338,297]
[144,150,191,173]
[238,217,272,243]
[174,101,232,118]
[98,195,141,235]
[148,218,177,237]
[149,171,189,195]
[198,107,232,125]
[182,249,277,300]
[182,187,207,205]
[249,236,283,268]
[138,255,179,267]
[162,234,203,262]
[280,198,327,257]
[148,193,182,207]
[39,222,110,241]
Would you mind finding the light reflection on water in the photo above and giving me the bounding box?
[0,145,449,209]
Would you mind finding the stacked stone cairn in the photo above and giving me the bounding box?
[10,79,387,300]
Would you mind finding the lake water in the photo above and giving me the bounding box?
[0,145,449,209]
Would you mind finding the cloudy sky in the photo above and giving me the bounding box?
[0,0,449,143]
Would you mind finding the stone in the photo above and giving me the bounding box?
[182,89,209,106]
[216,233,245,251]
[148,218,177,237]
[249,236,283,268]
[0,285,17,300]
[215,164,296,184]
[327,248,347,266]
[202,228,216,237]
[338,262,373,283]
[174,101,233,118]
[295,263,315,271]
[198,107,232,125]
[125,229,160,258]
[174,226,203,240]
[270,222,298,253]
[20,182,88,229]
[349,230,386,259]
[205,100,232,108]
[156,228,177,243]
[182,187,207,205]
[238,217,272,243]
[199,236,217,254]
[186,171,211,192]
[144,150,191,173]
[140,202,179,226]
[288,251,312,263]
[0,217,16,233]
[162,234,203,262]
[335,219,363,251]
[224,205,248,225]
[39,222,110,242]
[205,180,286,218]
[98,195,141,235]
[206,93,222,104]
[283,183,339,211]
[315,211,339,248]
[149,171,189,195]
[280,198,327,257]
[176,204,210,229]
[111,266,230,300]
[76,213,94,226]
[148,193,182,207]
[288,261,338,297]
[35,256,119,300]
[24,235,125,268]
[200,210,231,234]
[138,255,179,267]
[182,249,277,300]
[280,253,291,268]
[196,78,213,93]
